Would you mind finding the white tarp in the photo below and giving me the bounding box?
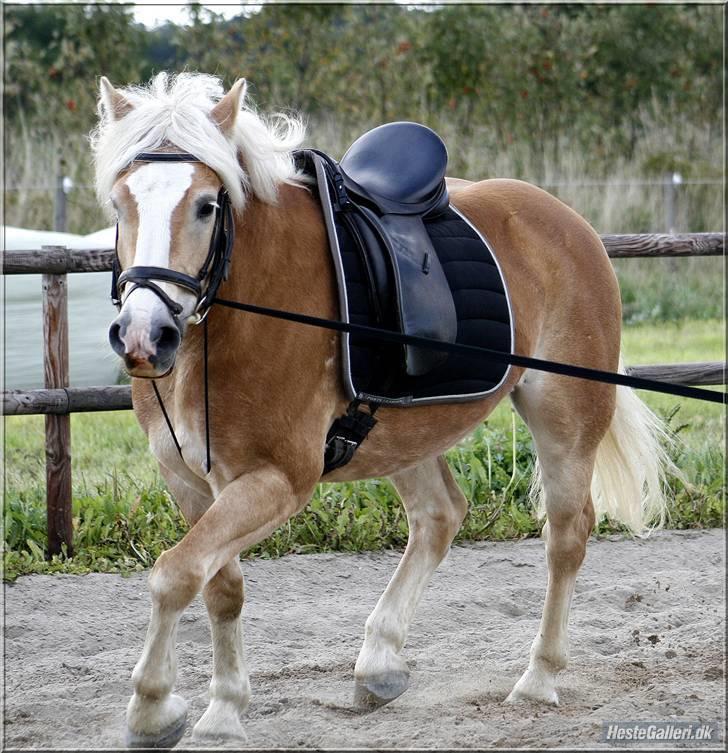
[4,225,121,389]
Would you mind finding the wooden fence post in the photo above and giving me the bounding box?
[42,246,73,558]
[54,154,67,233]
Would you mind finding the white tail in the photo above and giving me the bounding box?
[531,359,682,533]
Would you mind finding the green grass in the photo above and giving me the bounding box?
[3,319,724,580]
[615,257,724,325]
[3,411,541,580]
[621,318,724,445]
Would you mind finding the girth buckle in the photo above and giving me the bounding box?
[323,400,379,474]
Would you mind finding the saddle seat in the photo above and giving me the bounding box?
[339,121,449,216]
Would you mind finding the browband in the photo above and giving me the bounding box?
[133,152,202,162]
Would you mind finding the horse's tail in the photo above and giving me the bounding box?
[531,358,681,534]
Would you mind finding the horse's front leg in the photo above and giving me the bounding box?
[125,466,312,748]
[192,558,249,741]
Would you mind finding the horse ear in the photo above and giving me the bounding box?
[210,78,247,135]
[99,76,133,121]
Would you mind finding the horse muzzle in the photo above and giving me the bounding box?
[109,308,181,378]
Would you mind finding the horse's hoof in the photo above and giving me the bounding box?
[126,711,187,749]
[505,669,559,706]
[353,670,410,708]
[192,699,247,742]
[505,688,559,706]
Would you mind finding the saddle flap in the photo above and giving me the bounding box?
[340,122,448,215]
[366,210,458,376]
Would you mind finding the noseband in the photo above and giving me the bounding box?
[111,152,235,325]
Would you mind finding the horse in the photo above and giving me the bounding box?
[92,72,673,748]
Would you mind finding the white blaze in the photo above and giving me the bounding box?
[118,162,195,353]
[127,162,195,268]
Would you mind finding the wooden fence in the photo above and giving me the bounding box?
[3,232,726,557]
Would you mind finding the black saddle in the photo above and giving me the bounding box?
[305,121,457,377]
[296,122,513,474]
[340,121,449,214]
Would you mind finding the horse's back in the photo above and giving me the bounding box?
[452,177,607,258]
[450,177,621,341]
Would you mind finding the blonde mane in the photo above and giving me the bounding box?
[90,72,306,213]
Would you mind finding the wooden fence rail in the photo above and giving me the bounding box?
[3,233,725,276]
[2,360,724,420]
[4,386,133,415]
[3,233,726,557]
[600,232,724,258]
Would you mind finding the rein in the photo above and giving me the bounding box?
[212,299,726,406]
[111,152,725,481]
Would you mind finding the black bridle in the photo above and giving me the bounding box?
[110,151,235,475]
[111,152,234,325]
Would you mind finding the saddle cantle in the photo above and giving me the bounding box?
[295,122,514,471]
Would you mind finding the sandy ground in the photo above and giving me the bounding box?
[3,529,725,750]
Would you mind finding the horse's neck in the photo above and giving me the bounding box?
[158,182,341,478]
[172,182,335,384]
[228,184,332,306]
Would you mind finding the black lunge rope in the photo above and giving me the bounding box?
[148,296,724,481]
[151,317,213,474]
[151,380,184,459]
[203,316,212,474]
[214,298,725,406]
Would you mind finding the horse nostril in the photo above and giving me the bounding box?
[108,322,125,356]
[155,324,181,354]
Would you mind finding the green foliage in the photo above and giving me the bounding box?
[4,4,149,135]
[3,487,185,578]
[616,257,724,324]
[3,4,721,149]
[3,3,722,253]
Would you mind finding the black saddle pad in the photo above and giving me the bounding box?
[332,202,514,405]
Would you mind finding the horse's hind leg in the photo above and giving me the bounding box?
[354,455,468,707]
[506,372,613,705]
[192,558,250,741]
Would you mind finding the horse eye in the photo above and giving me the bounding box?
[198,203,216,219]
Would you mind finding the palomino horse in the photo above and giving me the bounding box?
[93,73,671,747]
